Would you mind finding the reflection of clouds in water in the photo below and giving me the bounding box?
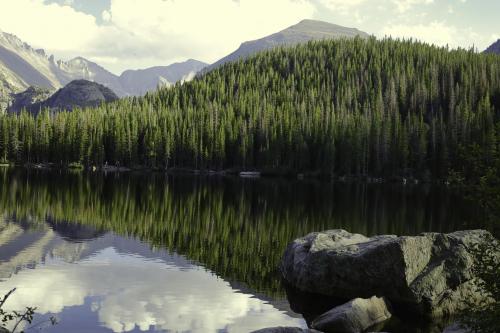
[0,248,304,332]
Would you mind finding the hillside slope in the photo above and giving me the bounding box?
[0,31,60,90]
[484,39,500,54]
[204,19,369,72]
[38,79,119,112]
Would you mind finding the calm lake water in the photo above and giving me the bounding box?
[0,168,481,332]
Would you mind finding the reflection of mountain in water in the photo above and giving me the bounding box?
[0,217,304,332]
[0,218,194,279]
[1,216,298,316]
[0,217,109,279]
[0,220,54,279]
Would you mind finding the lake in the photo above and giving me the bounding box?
[0,168,480,332]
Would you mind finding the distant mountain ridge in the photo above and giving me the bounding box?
[0,29,208,111]
[484,39,500,54]
[63,57,127,96]
[204,19,369,72]
[119,59,207,96]
[0,30,126,93]
[1,19,368,112]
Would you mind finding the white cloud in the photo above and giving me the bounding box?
[0,0,99,53]
[0,0,315,74]
[382,21,456,47]
[318,0,367,15]
[380,21,490,51]
[0,248,304,333]
[101,10,112,22]
[391,0,434,13]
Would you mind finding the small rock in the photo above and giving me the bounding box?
[311,296,391,333]
[251,327,322,333]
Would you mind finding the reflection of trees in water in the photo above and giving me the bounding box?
[0,169,479,297]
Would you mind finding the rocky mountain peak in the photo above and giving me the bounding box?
[484,39,500,54]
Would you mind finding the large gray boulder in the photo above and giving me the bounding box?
[281,229,497,317]
[311,296,391,333]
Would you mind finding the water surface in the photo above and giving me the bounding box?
[0,169,480,332]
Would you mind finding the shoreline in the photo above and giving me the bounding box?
[0,163,441,185]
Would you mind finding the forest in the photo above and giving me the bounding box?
[0,37,499,179]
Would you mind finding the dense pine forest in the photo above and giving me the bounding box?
[1,37,499,178]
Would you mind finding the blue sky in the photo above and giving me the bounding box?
[47,0,111,21]
[0,0,498,74]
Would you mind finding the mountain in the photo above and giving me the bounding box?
[0,71,21,111]
[119,59,207,96]
[1,19,366,110]
[6,85,52,113]
[204,19,369,72]
[38,79,119,111]
[58,57,127,96]
[8,80,119,113]
[63,57,208,96]
[0,30,116,95]
[41,80,118,110]
[0,30,61,90]
[3,37,499,180]
[484,39,500,54]
[0,29,207,111]
[0,30,57,110]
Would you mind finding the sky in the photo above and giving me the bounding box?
[0,0,498,74]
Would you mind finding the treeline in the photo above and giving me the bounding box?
[1,37,499,178]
